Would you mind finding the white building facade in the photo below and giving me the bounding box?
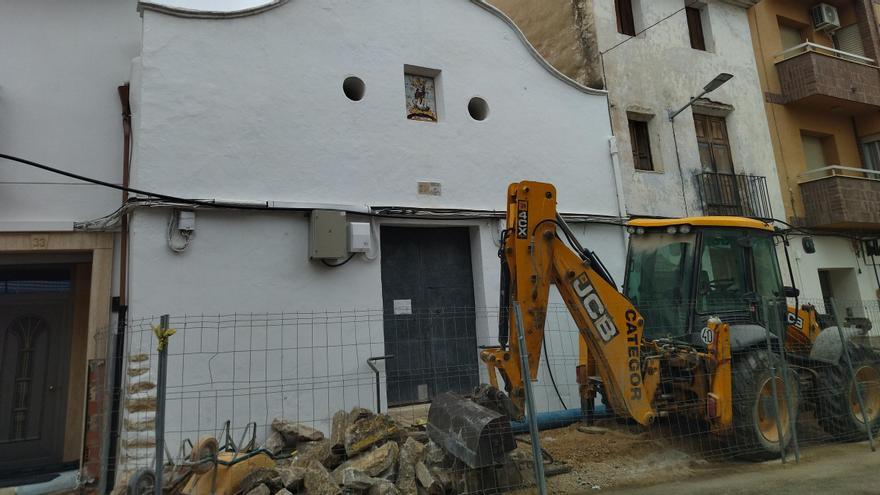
[0,0,140,490]
[115,0,630,480]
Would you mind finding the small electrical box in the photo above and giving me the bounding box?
[348,222,372,253]
[177,210,196,231]
[310,210,347,259]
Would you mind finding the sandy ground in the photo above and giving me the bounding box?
[509,422,879,494]
[606,441,879,495]
[512,422,704,493]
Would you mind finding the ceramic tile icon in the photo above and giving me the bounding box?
[404,73,438,122]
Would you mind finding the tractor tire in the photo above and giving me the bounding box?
[729,349,799,461]
[814,346,880,440]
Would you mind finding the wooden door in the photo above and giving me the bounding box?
[0,275,72,475]
[693,114,734,174]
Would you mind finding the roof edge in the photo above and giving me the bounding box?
[137,0,288,19]
[470,0,606,96]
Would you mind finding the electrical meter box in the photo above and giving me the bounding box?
[348,222,372,253]
[310,210,347,259]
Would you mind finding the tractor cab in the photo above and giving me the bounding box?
[624,217,786,348]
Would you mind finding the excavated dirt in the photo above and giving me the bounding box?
[511,422,714,493]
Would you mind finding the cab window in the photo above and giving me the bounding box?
[625,232,696,340]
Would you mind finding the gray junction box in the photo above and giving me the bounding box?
[309,210,347,259]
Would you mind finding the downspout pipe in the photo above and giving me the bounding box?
[100,84,131,494]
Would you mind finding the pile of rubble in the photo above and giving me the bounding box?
[237,407,534,495]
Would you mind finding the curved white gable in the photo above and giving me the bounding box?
[132,0,617,215]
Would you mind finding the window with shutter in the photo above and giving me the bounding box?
[778,24,804,51]
[833,24,866,58]
[628,119,654,171]
[861,138,880,171]
[616,0,636,36]
[801,134,828,171]
[693,114,733,173]
[686,7,706,51]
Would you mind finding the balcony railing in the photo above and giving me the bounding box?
[696,172,773,219]
[775,42,876,66]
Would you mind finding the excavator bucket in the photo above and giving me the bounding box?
[427,392,516,468]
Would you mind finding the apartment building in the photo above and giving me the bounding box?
[749,0,880,314]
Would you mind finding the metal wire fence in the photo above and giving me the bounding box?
[95,296,880,494]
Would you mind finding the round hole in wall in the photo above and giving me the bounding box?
[468,97,489,121]
[343,76,366,101]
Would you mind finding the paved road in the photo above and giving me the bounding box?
[605,442,880,495]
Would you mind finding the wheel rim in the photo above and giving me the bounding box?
[756,376,790,444]
[850,365,880,425]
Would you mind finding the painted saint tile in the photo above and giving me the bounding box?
[404,74,438,122]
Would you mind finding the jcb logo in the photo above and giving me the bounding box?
[786,312,804,330]
[516,201,528,239]
[572,274,618,343]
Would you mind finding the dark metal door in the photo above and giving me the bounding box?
[0,270,73,474]
[380,227,479,406]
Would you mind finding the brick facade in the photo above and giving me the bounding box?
[776,51,880,108]
[800,175,880,227]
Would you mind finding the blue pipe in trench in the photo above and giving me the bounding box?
[510,404,609,433]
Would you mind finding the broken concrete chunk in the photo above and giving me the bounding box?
[344,414,401,456]
[277,466,306,492]
[341,468,388,490]
[424,441,448,468]
[330,410,348,453]
[332,441,399,484]
[274,490,292,495]
[396,437,426,495]
[272,418,325,443]
[293,438,342,469]
[303,460,341,495]
[246,484,270,495]
[368,479,401,495]
[348,407,374,424]
[415,462,441,495]
[239,468,282,494]
[264,430,287,455]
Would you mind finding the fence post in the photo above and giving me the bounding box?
[759,302,787,464]
[154,315,173,495]
[512,302,547,495]
[762,298,800,463]
[830,298,876,452]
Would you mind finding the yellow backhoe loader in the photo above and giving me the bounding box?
[428,181,880,467]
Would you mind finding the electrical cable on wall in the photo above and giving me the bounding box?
[4,152,876,244]
[166,210,193,253]
[321,253,355,267]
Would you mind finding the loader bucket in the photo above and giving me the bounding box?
[427,392,516,468]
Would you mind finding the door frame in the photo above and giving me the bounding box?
[0,232,113,476]
[375,219,495,405]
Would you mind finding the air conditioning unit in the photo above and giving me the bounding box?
[811,3,841,32]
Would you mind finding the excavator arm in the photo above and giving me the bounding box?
[480,181,659,425]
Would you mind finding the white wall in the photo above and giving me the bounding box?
[780,235,880,330]
[0,0,140,227]
[124,0,628,457]
[593,0,783,219]
[131,0,619,216]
